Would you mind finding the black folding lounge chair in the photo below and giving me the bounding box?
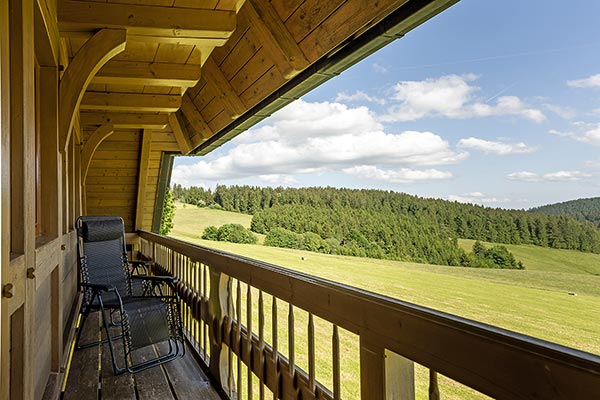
[75,216,184,374]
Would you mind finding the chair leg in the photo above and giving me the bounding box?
[75,305,124,350]
[99,305,126,375]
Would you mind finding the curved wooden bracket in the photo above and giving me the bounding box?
[81,124,114,183]
[59,29,126,152]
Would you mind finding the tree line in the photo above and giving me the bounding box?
[529,197,600,228]
[172,184,600,266]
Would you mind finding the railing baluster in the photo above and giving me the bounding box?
[236,280,242,399]
[259,290,265,400]
[193,261,199,348]
[308,313,315,393]
[333,325,341,400]
[288,304,294,376]
[272,297,278,400]
[429,370,440,400]
[185,256,191,336]
[246,285,253,400]
[203,263,208,361]
[227,278,234,397]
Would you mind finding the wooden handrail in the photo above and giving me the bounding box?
[138,230,600,399]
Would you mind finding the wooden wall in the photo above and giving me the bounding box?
[1,1,80,399]
[83,126,179,232]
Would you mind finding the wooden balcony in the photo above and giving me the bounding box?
[62,311,220,400]
[62,231,596,400]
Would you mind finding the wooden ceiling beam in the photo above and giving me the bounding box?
[60,31,229,47]
[58,0,236,40]
[202,57,246,118]
[93,61,201,88]
[168,113,194,155]
[79,112,169,129]
[244,0,309,79]
[180,93,214,141]
[80,92,182,113]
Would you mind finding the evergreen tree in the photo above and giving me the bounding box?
[160,189,176,235]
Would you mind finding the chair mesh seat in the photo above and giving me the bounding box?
[122,297,172,350]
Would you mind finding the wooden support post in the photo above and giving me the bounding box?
[208,267,230,389]
[39,66,59,238]
[0,0,10,397]
[9,0,36,398]
[385,350,415,400]
[360,336,385,400]
[135,129,152,231]
[59,28,126,152]
[360,338,416,400]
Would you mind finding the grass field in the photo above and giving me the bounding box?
[170,204,600,398]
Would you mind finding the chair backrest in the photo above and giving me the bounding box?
[76,216,131,299]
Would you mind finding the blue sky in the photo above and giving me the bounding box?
[172,0,600,209]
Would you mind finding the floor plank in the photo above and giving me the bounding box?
[63,312,100,400]
[64,314,221,400]
[131,345,175,400]
[158,342,221,400]
[100,321,136,400]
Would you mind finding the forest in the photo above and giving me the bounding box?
[172,185,600,266]
[529,197,600,228]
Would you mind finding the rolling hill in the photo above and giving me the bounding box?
[529,197,600,228]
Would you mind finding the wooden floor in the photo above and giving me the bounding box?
[62,312,221,400]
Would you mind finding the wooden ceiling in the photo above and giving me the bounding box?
[55,0,459,231]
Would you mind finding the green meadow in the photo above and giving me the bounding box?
[170,204,600,399]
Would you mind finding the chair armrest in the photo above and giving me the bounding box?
[132,275,177,285]
[81,282,117,292]
[129,260,149,275]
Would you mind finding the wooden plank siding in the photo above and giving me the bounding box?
[84,126,179,232]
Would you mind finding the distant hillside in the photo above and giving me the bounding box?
[172,185,600,267]
[529,198,600,228]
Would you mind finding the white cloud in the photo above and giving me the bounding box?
[548,129,575,138]
[381,74,546,123]
[457,137,536,155]
[336,90,386,105]
[507,170,592,182]
[507,171,540,182]
[258,174,298,185]
[551,122,600,146]
[343,165,452,183]
[585,160,600,169]
[448,192,510,205]
[574,123,600,146]
[543,171,592,181]
[567,73,600,88]
[171,100,466,186]
[372,63,388,74]
[543,103,576,119]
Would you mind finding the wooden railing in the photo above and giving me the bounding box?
[138,231,600,400]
